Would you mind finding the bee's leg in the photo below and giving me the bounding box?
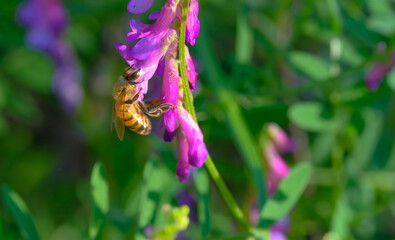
[144,98,162,108]
[138,101,174,117]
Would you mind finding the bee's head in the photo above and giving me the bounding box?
[123,66,141,83]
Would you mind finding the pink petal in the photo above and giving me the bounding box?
[161,57,180,133]
[177,131,191,182]
[149,11,161,20]
[178,108,207,168]
[114,43,136,67]
[131,37,161,60]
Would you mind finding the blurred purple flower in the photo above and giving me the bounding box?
[177,191,198,223]
[248,124,294,238]
[144,224,155,239]
[17,0,83,114]
[118,0,204,181]
[265,142,290,196]
[366,51,395,90]
[266,123,296,154]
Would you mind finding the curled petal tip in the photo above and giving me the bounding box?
[176,162,191,182]
[163,130,176,142]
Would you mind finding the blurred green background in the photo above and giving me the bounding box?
[1,0,395,239]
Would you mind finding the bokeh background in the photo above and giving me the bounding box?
[1,0,395,239]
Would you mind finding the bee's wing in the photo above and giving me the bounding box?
[113,93,126,141]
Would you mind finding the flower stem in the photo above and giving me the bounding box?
[178,0,252,233]
[178,0,197,122]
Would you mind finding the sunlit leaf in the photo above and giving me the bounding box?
[288,102,334,132]
[331,193,352,239]
[89,162,109,240]
[288,51,330,81]
[1,185,40,240]
[260,162,313,227]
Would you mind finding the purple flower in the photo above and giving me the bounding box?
[161,44,180,133]
[17,0,67,52]
[266,123,296,154]
[250,124,294,238]
[119,0,203,181]
[185,0,200,45]
[127,0,179,42]
[177,191,198,222]
[177,131,191,182]
[270,217,290,240]
[17,0,83,114]
[366,51,395,91]
[177,107,207,168]
[115,29,177,100]
[265,142,290,196]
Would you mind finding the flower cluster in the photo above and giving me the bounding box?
[17,0,83,113]
[116,0,206,182]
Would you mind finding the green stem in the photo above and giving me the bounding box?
[179,0,197,121]
[178,0,252,233]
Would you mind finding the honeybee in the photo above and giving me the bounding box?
[112,66,173,140]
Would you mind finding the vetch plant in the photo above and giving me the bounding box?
[114,0,312,238]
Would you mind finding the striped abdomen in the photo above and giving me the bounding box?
[118,102,151,135]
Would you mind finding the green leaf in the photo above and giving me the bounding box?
[89,162,109,240]
[288,51,330,81]
[1,185,40,240]
[260,162,313,227]
[331,193,352,239]
[326,0,342,32]
[288,102,334,132]
[235,0,253,64]
[195,169,210,237]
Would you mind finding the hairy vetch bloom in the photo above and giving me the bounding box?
[17,0,82,113]
[117,0,205,181]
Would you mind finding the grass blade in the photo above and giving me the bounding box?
[1,185,40,240]
[195,169,210,237]
[89,162,109,240]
